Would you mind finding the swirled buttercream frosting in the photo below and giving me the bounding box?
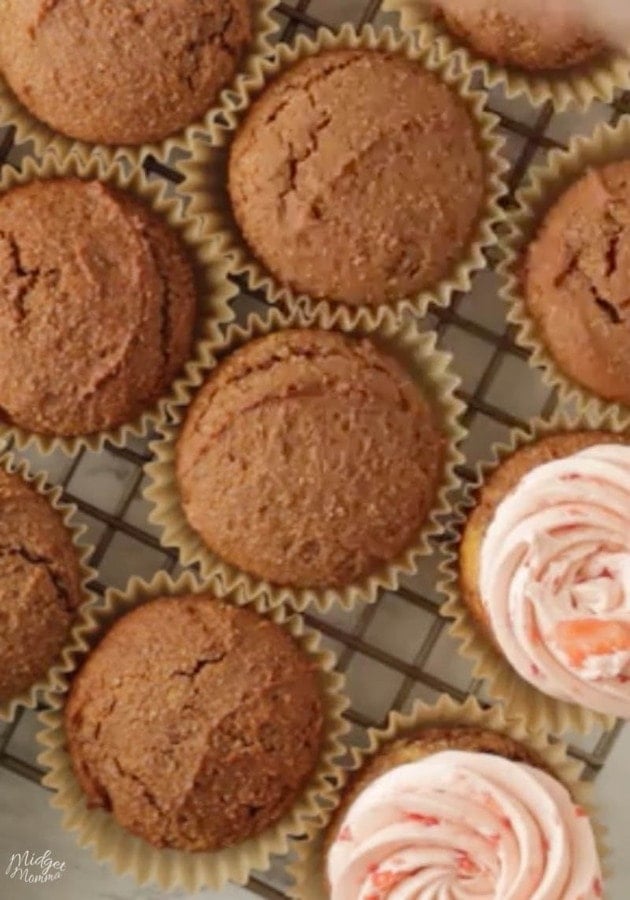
[479,443,630,718]
[327,750,602,899]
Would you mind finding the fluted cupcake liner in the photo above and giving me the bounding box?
[0,139,236,456]
[439,405,630,736]
[0,450,97,722]
[383,0,630,110]
[0,0,279,161]
[144,304,466,612]
[288,693,610,899]
[177,22,507,330]
[501,117,630,427]
[36,569,350,893]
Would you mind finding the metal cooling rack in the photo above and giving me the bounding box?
[0,1,626,897]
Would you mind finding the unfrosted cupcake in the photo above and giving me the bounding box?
[323,726,603,899]
[430,0,606,70]
[65,594,324,851]
[0,467,83,704]
[228,48,486,307]
[176,329,446,589]
[0,177,196,438]
[523,160,630,407]
[0,0,253,145]
[460,431,630,719]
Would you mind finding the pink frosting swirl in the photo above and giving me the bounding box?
[327,751,602,900]
[479,444,630,718]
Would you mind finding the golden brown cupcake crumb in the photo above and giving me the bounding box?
[0,0,253,145]
[228,49,485,307]
[176,329,445,589]
[524,161,630,406]
[0,178,196,437]
[431,0,605,70]
[0,468,82,703]
[65,595,324,852]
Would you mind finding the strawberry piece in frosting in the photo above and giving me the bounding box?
[555,619,630,668]
[405,812,440,826]
[456,850,478,876]
[371,869,407,891]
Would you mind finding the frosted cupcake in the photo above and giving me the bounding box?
[327,740,602,898]
[291,698,604,899]
[459,431,630,719]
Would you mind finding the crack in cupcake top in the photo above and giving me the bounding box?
[64,595,324,851]
[228,49,485,307]
[0,177,196,437]
[0,467,82,702]
[0,0,253,145]
[524,161,630,407]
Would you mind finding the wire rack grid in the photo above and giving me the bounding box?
[0,1,627,898]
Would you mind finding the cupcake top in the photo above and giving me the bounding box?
[0,0,253,145]
[0,178,196,438]
[327,740,602,899]
[0,467,82,703]
[65,595,324,851]
[228,49,485,307]
[479,439,630,718]
[176,329,445,589]
[524,161,630,407]
[431,0,606,70]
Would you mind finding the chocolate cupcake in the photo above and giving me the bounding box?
[384,0,630,111]
[0,177,196,439]
[227,48,485,308]
[0,465,84,706]
[523,160,630,407]
[175,329,446,590]
[430,0,605,71]
[39,571,348,890]
[0,0,254,145]
[65,594,324,851]
[459,430,630,720]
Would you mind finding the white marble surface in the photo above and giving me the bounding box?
[0,767,252,900]
[594,725,630,898]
